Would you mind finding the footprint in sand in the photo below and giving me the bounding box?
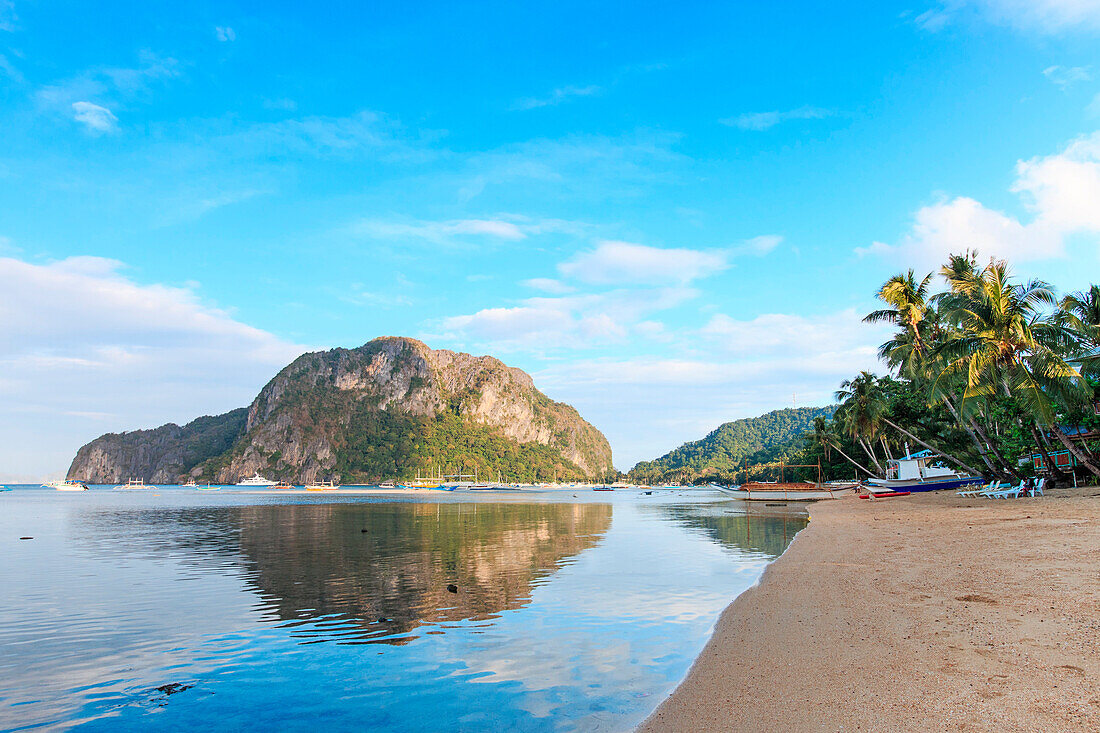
[956,594,998,604]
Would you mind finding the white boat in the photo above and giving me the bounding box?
[865,450,984,493]
[112,478,147,490]
[44,479,89,491]
[235,473,278,487]
[304,480,339,491]
[712,481,858,501]
[182,479,198,487]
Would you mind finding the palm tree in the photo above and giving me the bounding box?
[834,372,888,475]
[809,415,876,478]
[867,265,1013,478]
[935,259,1100,478]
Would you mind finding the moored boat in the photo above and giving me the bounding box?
[712,481,858,501]
[236,473,278,487]
[45,479,89,491]
[112,478,147,490]
[865,450,984,493]
[304,480,339,491]
[271,481,294,490]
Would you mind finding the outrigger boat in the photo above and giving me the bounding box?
[304,480,338,491]
[712,481,858,501]
[112,478,147,490]
[865,450,984,493]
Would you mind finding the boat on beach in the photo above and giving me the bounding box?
[865,450,984,493]
[44,479,89,491]
[712,481,859,501]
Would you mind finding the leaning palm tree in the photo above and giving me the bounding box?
[835,372,889,475]
[935,259,1100,478]
[808,415,876,478]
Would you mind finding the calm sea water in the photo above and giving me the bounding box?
[0,488,805,732]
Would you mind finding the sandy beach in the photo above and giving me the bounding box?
[641,488,1100,732]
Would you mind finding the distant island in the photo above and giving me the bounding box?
[68,337,614,484]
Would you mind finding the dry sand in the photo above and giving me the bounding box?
[640,488,1100,732]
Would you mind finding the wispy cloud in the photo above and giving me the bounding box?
[0,52,24,84]
[1043,64,1091,88]
[558,240,727,285]
[215,26,236,42]
[351,217,528,245]
[918,0,1100,33]
[37,50,182,125]
[523,278,575,294]
[0,0,15,32]
[512,84,602,111]
[719,106,833,131]
[71,101,118,133]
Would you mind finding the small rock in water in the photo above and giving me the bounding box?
[377,616,389,623]
[447,584,458,594]
[155,683,193,696]
[19,536,33,540]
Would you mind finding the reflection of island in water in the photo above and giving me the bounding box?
[651,504,808,557]
[236,502,613,643]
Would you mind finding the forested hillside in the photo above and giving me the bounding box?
[628,407,835,483]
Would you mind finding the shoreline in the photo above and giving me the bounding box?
[640,489,1100,732]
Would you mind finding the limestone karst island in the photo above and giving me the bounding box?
[4,3,1099,732]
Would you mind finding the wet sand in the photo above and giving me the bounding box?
[640,488,1100,732]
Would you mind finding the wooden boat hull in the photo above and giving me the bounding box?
[711,483,857,501]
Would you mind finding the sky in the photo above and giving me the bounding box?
[2,0,1100,479]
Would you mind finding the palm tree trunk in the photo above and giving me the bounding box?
[830,443,878,477]
[941,394,1012,477]
[857,437,884,474]
[1049,425,1100,478]
[881,418,983,477]
[1029,424,1068,482]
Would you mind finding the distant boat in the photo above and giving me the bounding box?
[112,478,147,490]
[271,481,295,490]
[865,450,984,493]
[236,473,278,487]
[182,479,198,487]
[712,481,858,501]
[44,480,89,491]
[378,480,396,489]
[304,480,339,491]
[0,485,10,492]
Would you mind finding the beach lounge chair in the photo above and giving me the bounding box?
[958,480,996,498]
[988,481,1025,499]
[1026,478,1046,498]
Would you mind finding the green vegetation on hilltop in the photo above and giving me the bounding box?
[627,407,834,484]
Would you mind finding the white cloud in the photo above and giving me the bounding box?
[71,101,118,133]
[523,278,575,294]
[0,256,306,477]
[559,240,727,285]
[720,106,833,131]
[537,309,887,468]
[352,217,527,245]
[1042,64,1092,88]
[919,0,1100,33]
[434,287,697,352]
[215,26,236,42]
[737,234,783,256]
[861,131,1100,265]
[512,85,602,111]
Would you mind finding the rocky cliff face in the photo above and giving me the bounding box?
[68,338,613,483]
[67,409,248,484]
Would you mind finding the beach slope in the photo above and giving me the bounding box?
[640,490,1100,732]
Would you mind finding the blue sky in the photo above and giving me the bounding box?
[3,0,1100,478]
